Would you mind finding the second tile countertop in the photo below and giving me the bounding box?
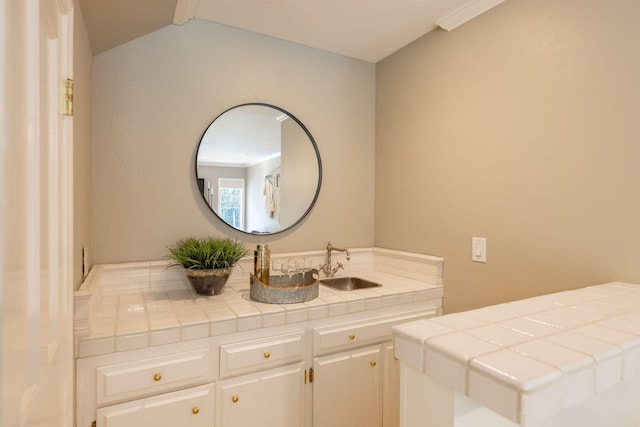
[75,247,444,358]
[393,281,640,426]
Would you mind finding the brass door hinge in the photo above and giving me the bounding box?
[63,78,73,116]
[91,421,96,427]
[309,367,314,383]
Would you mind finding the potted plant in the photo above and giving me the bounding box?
[167,237,248,295]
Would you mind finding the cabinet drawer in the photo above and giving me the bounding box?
[313,309,436,355]
[96,383,214,427]
[220,331,305,378]
[96,347,214,405]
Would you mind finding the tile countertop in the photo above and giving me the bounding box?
[393,281,640,426]
[74,247,444,358]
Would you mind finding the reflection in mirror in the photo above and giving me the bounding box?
[195,104,322,235]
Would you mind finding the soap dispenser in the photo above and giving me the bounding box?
[254,244,270,285]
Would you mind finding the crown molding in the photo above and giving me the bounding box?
[174,0,199,25]
[436,0,506,31]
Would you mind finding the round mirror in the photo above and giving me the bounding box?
[195,103,322,235]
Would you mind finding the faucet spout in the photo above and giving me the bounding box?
[327,242,351,260]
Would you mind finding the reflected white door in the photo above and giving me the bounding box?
[1,0,74,426]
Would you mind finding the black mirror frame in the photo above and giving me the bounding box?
[194,103,323,236]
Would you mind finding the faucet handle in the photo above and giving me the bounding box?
[333,262,344,275]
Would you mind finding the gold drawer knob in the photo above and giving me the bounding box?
[348,334,355,340]
[263,352,271,359]
[153,373,162,382]
[232,395,239,403]
[370,361,377,367]
[192,406,200,415]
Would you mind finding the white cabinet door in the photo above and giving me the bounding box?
[382,342,400,427]
[313,344,382,427]
[96,384,214,427]
[215,362,305,427]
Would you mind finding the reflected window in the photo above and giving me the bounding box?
[218,178,244,229]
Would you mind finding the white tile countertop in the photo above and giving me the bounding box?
[74,247,444,358]
[393,282,640,426]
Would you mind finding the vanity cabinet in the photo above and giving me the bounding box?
[77,305,438,427]
[75,248,444,427]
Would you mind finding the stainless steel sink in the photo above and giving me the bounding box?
[320,277,382,291]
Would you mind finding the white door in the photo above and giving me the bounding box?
[0,0,74,426]
[313,345,382,427]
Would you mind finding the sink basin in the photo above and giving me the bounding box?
[320,277,382,291]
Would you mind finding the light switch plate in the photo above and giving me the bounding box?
[472,237,486,263]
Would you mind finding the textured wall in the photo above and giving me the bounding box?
[376,0,640,313]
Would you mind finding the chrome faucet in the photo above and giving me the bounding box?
[320,241,351,277]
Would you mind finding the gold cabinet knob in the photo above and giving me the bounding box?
[192,406,200,415]
[232,395,239,403]
[263,352,271,359]
[348,334,355,341]
[153,373,162,382]
[370,361,377,367]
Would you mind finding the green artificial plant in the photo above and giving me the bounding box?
[167,237,248,270]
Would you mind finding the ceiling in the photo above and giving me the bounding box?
[79,0,506,62]
[198,105,284,167]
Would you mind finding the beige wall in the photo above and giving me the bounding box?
[376,0,640,313]
[73,0,93,288]
[92,19,375,263]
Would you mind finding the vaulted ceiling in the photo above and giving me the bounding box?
[78,0,506,62]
